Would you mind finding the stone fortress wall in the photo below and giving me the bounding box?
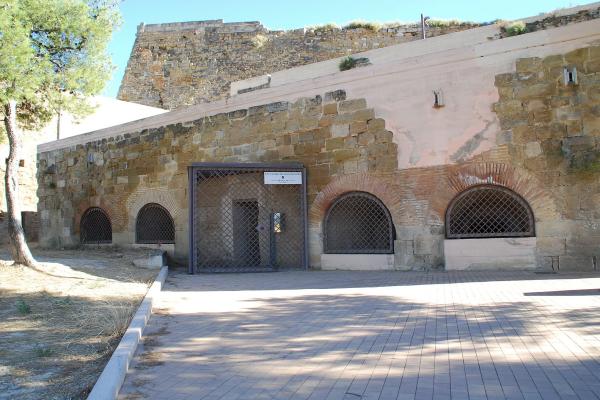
[117,4,600,110]
[117,20,480,109]
[37,3,600,271]
[38,43,600,271]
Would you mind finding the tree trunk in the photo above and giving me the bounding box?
[3,100,37,267]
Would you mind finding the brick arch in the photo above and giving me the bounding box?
[310,173,400,227]
[73,195,127,234]
[125,187,183,232]
[433,162,561,222]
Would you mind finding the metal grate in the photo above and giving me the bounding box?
[324,191,394,254]
[189,163,307,273]
[80,207,112,244]
[446,185,534,239]
[136,203,175,244]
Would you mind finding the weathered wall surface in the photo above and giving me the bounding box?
[37,91,399,263]
[117,4,600,110]
[38,20,600,270]
[493,46,600,271]
[38,43,600,271]
[1,142,39,214]
[117,20,478,109]
[0,143,38,244]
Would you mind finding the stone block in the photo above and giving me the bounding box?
[558,255,595,271]
[358,132,375,145]
[494,73,515,87]
[331,124,349,138]
[444,237,537,270]
[414,235,438,255]
[321,254,394,270]
[325,137,344,151]
[525,141,543,158]
[367,118,385,133]
[514,83,555,99]
[564,47,588,70]
[338,99,367,113]
[375,130,393,143]
[349,121,368,135]
[343,160,358,174]
[536,237,566,256]
[332,148,359,162]
[323,103,337,115]
[566,119,583,137]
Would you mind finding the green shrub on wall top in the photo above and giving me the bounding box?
[343,21,381,32]
[504,21,527,36]
[339,56,357,71]
[339,56,371,71]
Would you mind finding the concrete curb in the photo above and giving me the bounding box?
[87,266,168,400]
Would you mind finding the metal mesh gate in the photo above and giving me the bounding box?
[324,191,394,254]
[136,203,175,244]
[445,185,535,239]
[189,163,307,273]
[80,207,112,244]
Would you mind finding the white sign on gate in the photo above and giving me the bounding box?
[264,171,302,185]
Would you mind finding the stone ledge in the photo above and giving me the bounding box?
[444,237,537,270]
[321,254,395,270]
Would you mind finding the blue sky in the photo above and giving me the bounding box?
[104,0,584,98]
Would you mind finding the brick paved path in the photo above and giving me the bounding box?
[119,271,600,400]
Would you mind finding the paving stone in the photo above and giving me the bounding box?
[119,270,600,399]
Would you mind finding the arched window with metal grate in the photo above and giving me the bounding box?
[324,192,394,254]
[136,203,175,244]
[445,185,535,239]
[80,207,112,244]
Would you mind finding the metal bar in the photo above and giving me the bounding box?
[445,184,535,239]
[302,166,309,270]
[189,162,304,169]
[187,166,194,274]
[191,163,306,273]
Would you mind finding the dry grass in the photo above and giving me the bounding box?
[0,246,159,399]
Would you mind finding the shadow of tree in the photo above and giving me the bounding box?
[122,272,600,400]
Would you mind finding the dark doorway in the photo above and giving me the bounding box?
[233,200,261,267]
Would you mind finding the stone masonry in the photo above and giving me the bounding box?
[117,20,479,109]
[37,90,399,264]
[39,45,600,271]
[493,45,600,271]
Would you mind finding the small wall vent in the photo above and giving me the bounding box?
[433,89,444,108]
[563,67,578,85]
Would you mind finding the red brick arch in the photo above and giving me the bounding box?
[435,162,561,222]
[74,193,128,235]
[310,173,400,227]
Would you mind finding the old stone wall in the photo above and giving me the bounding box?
[117,20,479,109]
[493,46,600,271]
[37,90,399,263]
[38,46,600,271]
[1,144,38,244]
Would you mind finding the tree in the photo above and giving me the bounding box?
[0,0,120,266]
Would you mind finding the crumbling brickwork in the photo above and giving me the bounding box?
[117,20,478,109]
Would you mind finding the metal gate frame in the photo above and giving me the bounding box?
[188,162,308,274]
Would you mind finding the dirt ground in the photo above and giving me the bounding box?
[0,245,161,400]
